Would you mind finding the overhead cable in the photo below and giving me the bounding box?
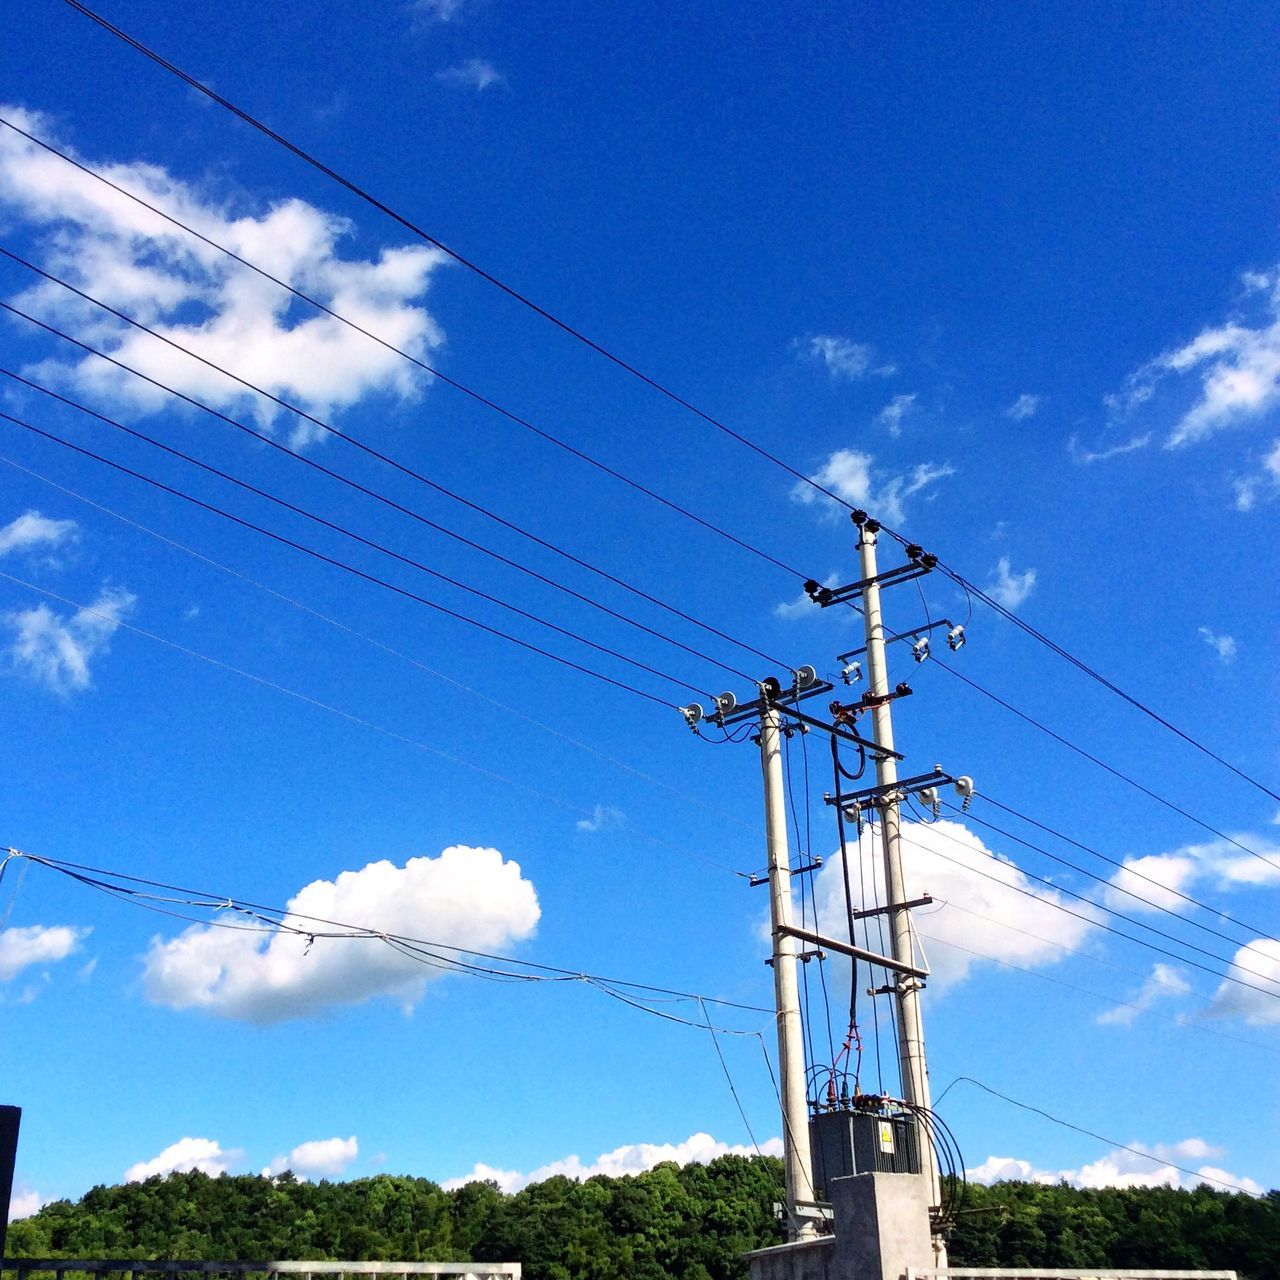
[52,2,1280,809]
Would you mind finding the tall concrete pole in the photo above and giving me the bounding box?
[759,700,817,1241]
[856,520,944,1242]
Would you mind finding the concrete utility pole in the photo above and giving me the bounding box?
[758,700,818,1242]
[854,518,943,1236]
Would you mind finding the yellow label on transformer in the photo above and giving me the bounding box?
[878,1121,895,1153]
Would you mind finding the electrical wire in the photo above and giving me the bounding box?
[0,112,809,591]
[912,920,1280,1057]
[0,408,695,706]
[0,252,790,679]
[0,451,758,840]
[934,658,1280,874]
[963,796,1279,948]
[7,847,773,1019]
[934,1076,1262,1197]
[52,1,1280,810]
[913,819,1280,1003]
[0,375,720,703]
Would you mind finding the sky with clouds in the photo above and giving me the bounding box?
[0,0,1277,1224]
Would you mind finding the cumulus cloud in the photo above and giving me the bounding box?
[125,1137,243,1183]
[1005,394,1041,421]
[798,335,894,380]
[792,449,954,524]
[443,1132,784,1194]
[0,105,447,449]
[986,556,1036,610]
[435,60,505,91]
[810,819,1098,993]
[0,510,78,561]
[143,846,540,1023]
[1104,833,1280,918]
[968,1138,1260,1194]
[0,923,90,980]
[8,1187,50,1221]
[1095,963,1191,1027]
[3,586,135,694]
[576,805,624,834]
[1198,626,1237,663]
[1108,267,1280,449]
[878,393,917,436]
[1207,939,1280,1025]
[263,1135,358,1179]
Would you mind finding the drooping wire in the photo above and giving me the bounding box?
[934,1076,1261,1197]
[0,112,810,591]
[0,409,697,707]
[54,1,1279,809]
[933,658,1280,875]
[0,265,785,682]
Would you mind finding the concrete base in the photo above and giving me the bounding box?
[746,1173,935,1280]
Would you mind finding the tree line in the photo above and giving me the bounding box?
[7,1160,1279,1280]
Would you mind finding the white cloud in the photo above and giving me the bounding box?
[1104,833,1280,918]
[1096,963,1191,1027]
[576,805,624,834]
[810,818,1098,993]
[1068,432,1152,464]
[435,60,505,91]
[799,335,892,381]
[0,923,90,980]
[125,1136,243,1183]
[987,556,1036,610]
[0,510,78,561]
[263,1135,358,1179]
[968,1139,1260,1194]
[1198,626,1237,663]
[1233,438,1280,511]
[1109,267,1280,448]
[3,586,135,694]
[878,393,917,436]
[792,449,955,524]
[1207,938,1280,1025]
[0,105,447,449]
[443,1131,784,1194]
[1005,394,1041,421]
[8,1187,50,1221]
[143,845,540,1023]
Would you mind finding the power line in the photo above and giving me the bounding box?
[910,819,1280,1003]
[0,410,681,708]
[0,248,789,677]
[972,793,1280,943]
[55,0,852,515]
[0,567,748,880]
[934,1076,1263,1197]
[954,800,1274,952]
[0,450,758,837]
[1,364,724,700]
[51,1,1280,809]
[6,846,773,1023]
[933,657,1280,872]
[0,115,804,586]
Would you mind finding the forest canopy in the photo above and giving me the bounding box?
[7,1160,1279,1280]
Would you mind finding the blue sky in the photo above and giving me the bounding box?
[1,0,1279,1219]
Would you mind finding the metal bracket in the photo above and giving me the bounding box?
[825,768,952,813]
[776,925,928,978]
[852,894,933,920]
[748,857,825,887]
[804,556,936,610]
[837,619,956,665]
